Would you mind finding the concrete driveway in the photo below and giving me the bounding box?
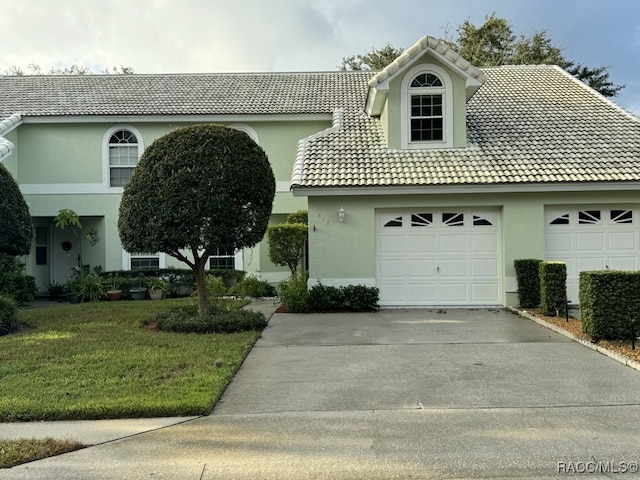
[4,308,640,479]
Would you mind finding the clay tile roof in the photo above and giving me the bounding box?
[292,65,640,189]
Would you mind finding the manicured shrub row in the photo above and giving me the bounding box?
[101,268,246,296]
[579,271,640,342]
[514,259,542,308]
[277,276,380,313]
[0,295,18,336]
[539,261,567,316]
[151,304,266,334]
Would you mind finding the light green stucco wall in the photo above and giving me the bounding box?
[8,117,329,286]
[308,189,640,306]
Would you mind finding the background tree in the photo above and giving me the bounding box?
[0,163,32,256]
[118,124,275,316]
[267,210,308,277]
[2,63,134,75]
[340,13,624,97]
[340,43,404,71]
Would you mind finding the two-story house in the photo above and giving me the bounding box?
[2,36,640,306]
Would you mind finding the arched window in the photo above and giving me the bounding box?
[409,73,444,142]
[107,128,140,187]
[401,64,453,149]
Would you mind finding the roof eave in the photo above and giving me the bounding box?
[291,181,640,197]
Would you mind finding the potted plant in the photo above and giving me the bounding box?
[128,275,148,300]
[78,274,106,303]
[106,275,124,301]
[48,282,66,301]
[147,278,169,300]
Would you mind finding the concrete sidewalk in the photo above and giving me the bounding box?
[3,307,640,479]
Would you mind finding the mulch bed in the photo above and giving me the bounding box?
[524,308,640,364]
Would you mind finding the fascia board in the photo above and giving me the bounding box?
[291,182,640,197]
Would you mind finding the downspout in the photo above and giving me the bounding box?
[0,113,24,163]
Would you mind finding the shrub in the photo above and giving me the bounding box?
[267,223,308,276]
[308,283,380,312]
[152,305,266,334]
[230,275,276,298]
[514,259,542,307]
[308,283,345,311]
[0,295,18,336]
[0,254,37,304]
[579,271,640,341]
[341,285,380,312]
[206,275,228,299]
[539,261,567,316]
[277,275,309,313]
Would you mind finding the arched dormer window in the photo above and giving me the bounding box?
[409,73,444,142]
[401,64,453,149]
[102,125,144,189]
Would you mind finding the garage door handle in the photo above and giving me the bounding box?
[437,266,440,273]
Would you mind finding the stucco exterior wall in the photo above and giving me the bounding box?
[308,189,640,307]
[8,117,327,288]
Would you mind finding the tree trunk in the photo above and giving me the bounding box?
[193,260,209,316]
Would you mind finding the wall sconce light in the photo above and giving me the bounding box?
[338,207,345,223]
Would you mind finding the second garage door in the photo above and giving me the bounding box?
[545,207,640,304]
[377,209,501,306]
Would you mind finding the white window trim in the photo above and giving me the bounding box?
[400,63,454,149]
[122,251,167,270]
[207,249,244,271]
[229,123,259,144]
[102,125,144,191]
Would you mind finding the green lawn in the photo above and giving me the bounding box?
[0,299,261,421]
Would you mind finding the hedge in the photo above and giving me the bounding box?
[539,261,567,316]
[579,271,640,341]
[514,259,542,307]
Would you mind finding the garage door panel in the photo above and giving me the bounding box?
[471,258,499,277]
[378,258,405,277]
[546,232,572,252]
[440,283,468,302]
[408,284,438,303]
[439,235,467,254]
[576,257,605,272]
[439,259,468,277]
[378,236,405,254]
[471,284,499,303]
[576,232,605,252]
[406,259,436,277]
[608,232,637,252]
[470,234,498,253]
[379,284,407,304]
[407,234,437,253]
[607,257,638,271]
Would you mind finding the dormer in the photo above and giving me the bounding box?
[365,36,486,150]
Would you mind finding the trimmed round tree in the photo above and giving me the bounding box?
[118,124,275,315]
[0,163,32,256]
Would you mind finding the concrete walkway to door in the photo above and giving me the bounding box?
[3,308,640,479]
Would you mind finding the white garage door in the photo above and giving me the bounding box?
[545,207,640,304]
[377,209,501,306]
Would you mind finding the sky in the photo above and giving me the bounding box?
[2,0,639,113]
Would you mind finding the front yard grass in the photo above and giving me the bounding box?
[0,299,261,422]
